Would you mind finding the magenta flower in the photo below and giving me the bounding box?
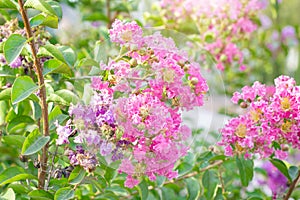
[220,75,300,159]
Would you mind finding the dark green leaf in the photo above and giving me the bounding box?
[4,34,27,64]
[185,177,200,200]
[236,156,254,186]
[24,0,56,16]
[202,170,218,199]
[54,187,74,200]
[270,158,291,181]
[0,167,37,186]
[11,76,38,104]
[68,166,85,185]
[137,179,148,200]
[288,166,299,181]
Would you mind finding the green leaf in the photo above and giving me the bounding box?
[270,158,291,181]
[24,0,56,16]
[236,156,254,186]
[46,0,62,19]
[47,93,69,106]
[161,187,177,200]
[68,166,85,185]
[78,58,100,68]
[8,184,30,194]
[22,136,50,156]
[202,170,218,199]
[137,179,148,200]
[6,115,35,134]
[48,105,68,130]
[83,13,109,22]
[0,0,18,9]
[30,13,59,29]
[0,167,37,186]
[288,166,299,181]
[55,89,79,105]
[38,44,65,63]
[2,135,25,149]
[57,46,76,67]
[54,187,74,200]
[28,190,53,200]
[4,34,27,64]
[214,187,224,200]
[0,88,11,101]
[176,162,193,176]
[43,59,72,76]
[11,76,38,104]
[106,186,128,196]
[2,188,15,200]
[21,129,40,154]
[185,177,200,200]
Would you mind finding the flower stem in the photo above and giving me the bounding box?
[18,0,49,189]
[284,170,300,200]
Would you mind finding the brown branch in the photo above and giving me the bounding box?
[284,170,300,200]
[18,0,49,189]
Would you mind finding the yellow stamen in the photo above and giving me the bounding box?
[235,124,247,138]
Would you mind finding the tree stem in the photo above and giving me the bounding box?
[18,0,49,189]
[284,170,300,200]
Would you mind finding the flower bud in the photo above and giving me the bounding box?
[130,58,137,67]
[190,77,198,85]
[240,102,248,109]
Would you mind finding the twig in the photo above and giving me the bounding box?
[18,0,50,189]
[45,146,58,190]
[284,170,300,200]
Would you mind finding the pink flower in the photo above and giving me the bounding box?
[109,19,143,47]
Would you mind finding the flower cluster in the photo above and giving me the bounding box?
[219,75,300,159]
[159,0,265,70]
[56,20,208,188]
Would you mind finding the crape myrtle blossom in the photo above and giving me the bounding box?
[159,0,265,71]
[55,20,208,188]
[219,75,300,159]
